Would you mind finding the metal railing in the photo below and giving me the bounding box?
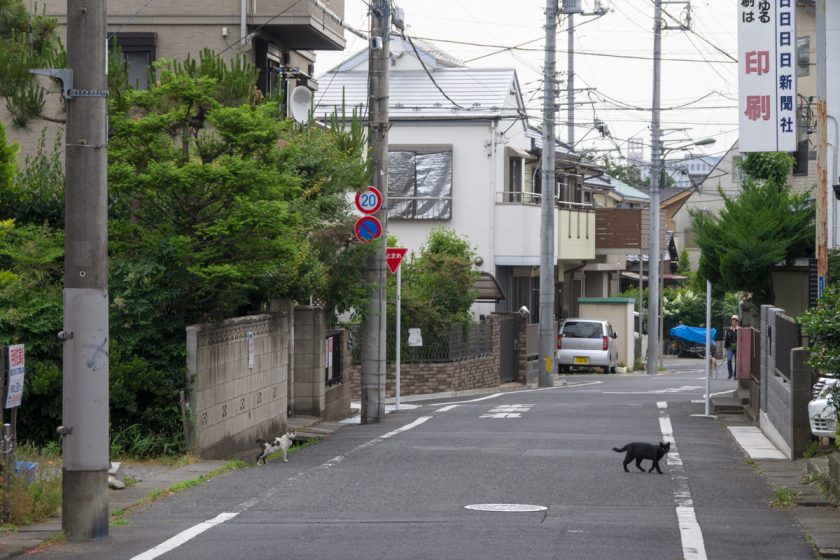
[388,197,452,220]
[496,191,594,212]
[347,321,492,363]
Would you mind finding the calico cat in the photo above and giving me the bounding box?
[256,431,295,464]
[612,441,670,474]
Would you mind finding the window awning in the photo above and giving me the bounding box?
[474,272,505,302]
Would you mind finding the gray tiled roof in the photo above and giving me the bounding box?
[314,67,524,120]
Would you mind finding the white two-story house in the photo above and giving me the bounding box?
[314,38,601,322]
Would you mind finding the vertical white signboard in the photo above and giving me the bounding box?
[5,344,25,409]
[738,0,797,152]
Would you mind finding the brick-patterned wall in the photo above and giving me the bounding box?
[186,313,289,459]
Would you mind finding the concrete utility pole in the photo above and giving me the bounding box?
[566,10,575,147]
[539,0,558,388]
[61,0,110,541]
[561,1,607,147]
[647,0,663,376]
[360,0,390,423]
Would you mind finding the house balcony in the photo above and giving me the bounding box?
[494,192,595,263]
[48,0,347,51]
[249,0,346,50]
[595,207,665,255]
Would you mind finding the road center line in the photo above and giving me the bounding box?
[129,512,238,560]
[135,416,433,559]
[657,401,708,560]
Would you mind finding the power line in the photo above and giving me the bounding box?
[218,0,308,57]
[107,0,156,39]
[657,1,738,63]
[403,34,464,109]
[410,34,735,64]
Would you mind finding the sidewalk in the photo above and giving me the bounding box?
[717,408,840,559]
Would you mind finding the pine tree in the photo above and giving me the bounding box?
[690,152,814,305]
[0,0,65,127]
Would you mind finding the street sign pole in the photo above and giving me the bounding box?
[396,263,401,411]
[386,248,407,411]
[705,280,712,417]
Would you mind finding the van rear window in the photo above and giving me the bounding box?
[562,321,603,338]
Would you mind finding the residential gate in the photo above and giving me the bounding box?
[499,316,517,383]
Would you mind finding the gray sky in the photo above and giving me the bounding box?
[315,0,738,165]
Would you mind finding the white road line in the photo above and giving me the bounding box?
[137,416,433,559]
[603,385,704,395]
[436,405,459,412]
[379,416,432,439]
[430,393,503,406]
[129,512,239,560]
[657,401,708,560]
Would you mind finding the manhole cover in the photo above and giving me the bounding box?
[465,504,547,512]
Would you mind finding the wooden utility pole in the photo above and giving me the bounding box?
[360,0,390,423]
[61,0,110,540]
[816,0,828,295]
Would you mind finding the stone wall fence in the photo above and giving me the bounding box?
[186,313,289,459]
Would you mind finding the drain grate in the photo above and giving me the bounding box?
[465,504,547,512]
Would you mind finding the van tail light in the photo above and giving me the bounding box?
[602,336,609,351]
[557,334,562,350]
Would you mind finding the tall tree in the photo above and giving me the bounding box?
[690,152,814,305]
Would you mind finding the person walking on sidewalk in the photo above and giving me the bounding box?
[724,315,739,380]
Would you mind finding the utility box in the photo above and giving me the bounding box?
[577,297,636,370]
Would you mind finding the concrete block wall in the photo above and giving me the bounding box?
[293,306,326,417]
[186,313,289,459]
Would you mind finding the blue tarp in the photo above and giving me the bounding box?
[669,324,716,344]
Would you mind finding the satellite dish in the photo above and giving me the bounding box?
[289,85,313,124]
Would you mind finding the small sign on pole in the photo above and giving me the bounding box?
[354,216,383,243]
[386,247,407,273]
[247,331,254,370]
[408,328,423,347]
[355,186,383,215]
[5,345,25,409]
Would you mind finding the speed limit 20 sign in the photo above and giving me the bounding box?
[355,186,382,215]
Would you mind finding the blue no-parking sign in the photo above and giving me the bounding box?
[354,216,382,243]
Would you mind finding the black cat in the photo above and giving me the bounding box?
[612,441,671,474]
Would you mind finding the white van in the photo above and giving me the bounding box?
[809,377,838,440]
[556,319,619,374]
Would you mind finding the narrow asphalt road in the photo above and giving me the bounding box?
[38,366,815,560]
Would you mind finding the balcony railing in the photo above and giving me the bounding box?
[495,191,595,260]
[388,197,452,220]
[496,191,593,211]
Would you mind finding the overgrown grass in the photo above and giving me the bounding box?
[770,486,798,508]
[801,472,837,505]
[803,441,821,459]
[109,424,184,459]
[0,444,63,526]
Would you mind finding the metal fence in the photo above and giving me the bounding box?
[346,321,492,364]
